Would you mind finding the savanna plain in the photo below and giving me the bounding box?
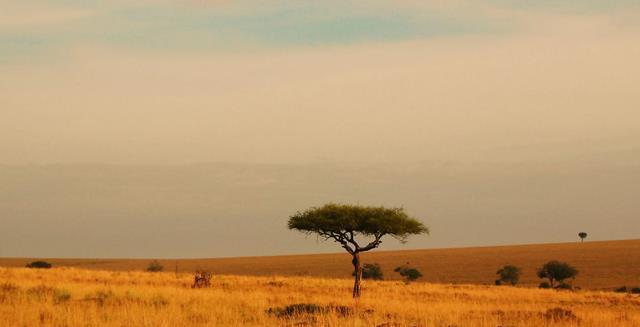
[1,240,639,326]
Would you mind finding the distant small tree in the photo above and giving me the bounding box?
[146,260,164,272]
[496,265,521,286]
[352,263,384,280]
[578,232,587,242]
[394,266,422,283]
[26,261,52,269]
[288,203,428,298]
[614,286,628,293]
[537,261,578,288]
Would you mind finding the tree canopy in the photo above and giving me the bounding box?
[578,232,587,242]
[537,260,578,287]
[288,203,428,254]
[496,265,521,285]
[288,203,427,297]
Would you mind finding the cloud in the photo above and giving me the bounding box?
[0,0,504,64]
[0,4,95,29]
[2,23,639,164]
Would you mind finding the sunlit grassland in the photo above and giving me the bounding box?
[1,267,639,326]
[3,239,639,290]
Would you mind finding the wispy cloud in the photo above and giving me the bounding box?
[0,9,95,29]
[0,1,507,63]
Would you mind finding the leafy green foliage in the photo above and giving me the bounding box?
[496,265,521,285]
[288,203,428,246]
[352,263,384,280]
[394,266,422,282]
[537,261,578,288]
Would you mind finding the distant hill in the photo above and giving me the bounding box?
[3,239,638,290]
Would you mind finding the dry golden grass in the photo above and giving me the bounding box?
[1,267,639,327]
[2,239,639,290]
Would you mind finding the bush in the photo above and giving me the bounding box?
[394,266,422,282]
[539,282,551,289]
[544,307,579,323]
[353,263,384,280]
[495,279,502,286]
[85,290,115,307]
[631,287,640,294]
[266,303,353,318]
[0,283,19,293]
[536,261,578,288]
[25,261,52,269]
[146,260,164,272]
[496,265,521,285]
[614,286,628,293]
[53,289,71,304]
[556,282,573,290]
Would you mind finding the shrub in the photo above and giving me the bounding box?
[556,282,573,290]
[496,265,521,285]
[85,290,115,307]
[0,283,19,293]
[494,279,502,286]
[26,261,52,269]
[267,303,325,317]
[394,266,422,282]
[53,289,71,304]
[26,285,55,301]
[539,282,551,289]
[544,307,579,323]
[353,263,384,280]
[266,303,353,318]
[536,261,578,288]
[146,260,164,272]
[631,287,640,294]
[149,295,169,308]
[614,286,628,293]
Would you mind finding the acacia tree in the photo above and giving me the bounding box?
[537,260,578,288]
[578,232,587,242]
[288,203,428,298]
[496,265,521,285]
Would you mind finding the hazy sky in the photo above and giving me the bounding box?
[1,1,639,257]
[2,0,639,164]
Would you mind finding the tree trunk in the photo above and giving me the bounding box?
[352,252,362,298]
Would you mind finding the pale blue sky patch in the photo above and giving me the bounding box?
[0,1,504,62]
[1,0,638,64]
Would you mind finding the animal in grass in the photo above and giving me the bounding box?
[192,271,212,288]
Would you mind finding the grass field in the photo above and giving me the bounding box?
[2,239,639,290]
[1,267,639,326]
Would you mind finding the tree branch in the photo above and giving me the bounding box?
[358,233,385,252]
[320,230,355,254]
[346,231,360,251]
